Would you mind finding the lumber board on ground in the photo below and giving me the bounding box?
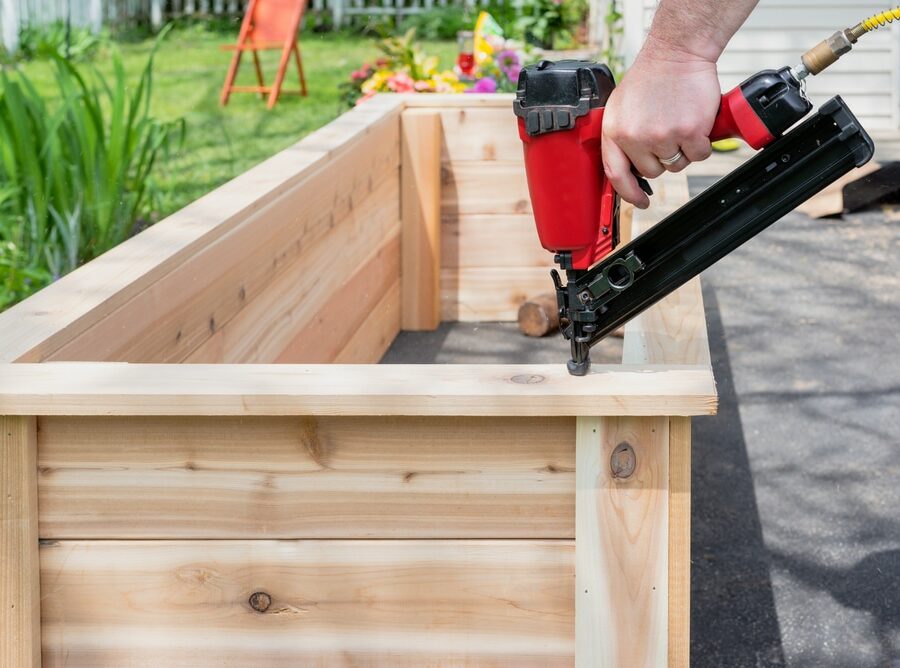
[401,110,442,330]
[0,363,718,417]
[37,415,575,539]
[0,96,405,364]
[1,416,41,668]
[40,539,574,667]
[576,416,669,668]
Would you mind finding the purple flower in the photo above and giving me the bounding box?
[497,49,522,81]
[467,77,497,93]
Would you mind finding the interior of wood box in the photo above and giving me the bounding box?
[0,97,629,368]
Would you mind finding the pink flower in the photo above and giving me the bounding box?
[355,90,377,105]
[466,77,497,94]
[496,49,522,81]
[387,72,415,93]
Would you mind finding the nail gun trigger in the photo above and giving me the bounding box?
[637,176,653,197]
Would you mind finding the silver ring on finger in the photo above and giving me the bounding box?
[658,150,684,167]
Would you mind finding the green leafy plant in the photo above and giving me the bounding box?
[17,21,105,61]
[602,0,624,80]
[398,6,470,40]
[0,26,185,310]
[515,0,587,50]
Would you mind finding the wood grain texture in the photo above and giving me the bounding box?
[668,416,691,668]
[441,266,552,322]
[442,214,548,269]
[576,416,669,668]
[1,416,41,668]
[0,95,405,364]
[402,93,514,108]
[441,161,530,217]
[0,363,718,417]
[184,176,399,363]
[37,415,575,539]
[48,125,401,364]
[272,234,400,363]
[401,110,442,330]
[333,281,401,363]
[40,539,574,667]
[436,107,521,162]
[623,172,711,367]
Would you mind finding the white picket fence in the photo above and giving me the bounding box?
[1,0,497,52]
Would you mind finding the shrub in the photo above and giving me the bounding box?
[515,0,587,49]
[0,27,184,310]
[17,21,104,61]
[398,6,469,41]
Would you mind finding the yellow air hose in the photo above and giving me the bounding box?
[858,7,900,33]
[798,7,900,78]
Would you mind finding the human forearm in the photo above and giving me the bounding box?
[601,0,761,207]
[642,0,760,64]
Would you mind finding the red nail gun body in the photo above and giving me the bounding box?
[514,61,874,375]
[515,60,811,271]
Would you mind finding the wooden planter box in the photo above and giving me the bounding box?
[0,95,716,667]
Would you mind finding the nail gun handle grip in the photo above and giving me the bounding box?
[710,86,775,150]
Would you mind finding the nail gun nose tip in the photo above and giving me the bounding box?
[567,358,591,377]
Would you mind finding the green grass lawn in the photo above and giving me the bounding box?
[16,26,456,219]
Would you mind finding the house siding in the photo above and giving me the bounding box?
[624,0,899,130]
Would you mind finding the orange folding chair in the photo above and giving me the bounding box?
[220,0,308,109]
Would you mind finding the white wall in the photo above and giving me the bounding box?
[623,0,900,130]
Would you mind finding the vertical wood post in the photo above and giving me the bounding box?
[668,416,691,668]
[400,109,442,331]
[576,416,669,667]
[1,416,41,668]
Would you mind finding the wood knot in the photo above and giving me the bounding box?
[249,591,272,613]
[510,374,545,385]
[610,442,636,479]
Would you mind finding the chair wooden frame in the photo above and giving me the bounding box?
[220,0,308,109]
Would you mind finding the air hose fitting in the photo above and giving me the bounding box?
[794,7,900,80]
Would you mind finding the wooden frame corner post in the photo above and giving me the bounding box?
[668,416,691,668]
[1,415,40,668]
[400,109,442,330]
[576,416,669,667]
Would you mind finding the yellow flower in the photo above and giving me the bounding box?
[362,70,393,93]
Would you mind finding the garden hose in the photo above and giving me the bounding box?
[795,7,900,79]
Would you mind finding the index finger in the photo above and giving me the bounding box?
[602,138,651,209]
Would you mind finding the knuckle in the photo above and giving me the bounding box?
[643,162,665,179]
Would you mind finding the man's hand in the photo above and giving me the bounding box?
[602,41,722,209]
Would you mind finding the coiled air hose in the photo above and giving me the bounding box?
[796,7,900,79]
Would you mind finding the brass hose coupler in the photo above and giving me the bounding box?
[800,29,858,76]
